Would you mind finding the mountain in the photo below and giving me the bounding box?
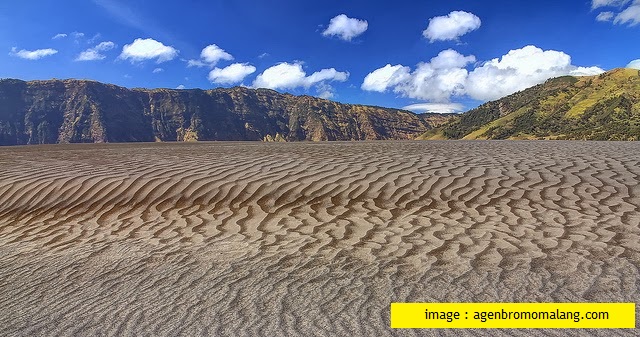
[0,78,444,146]
[419,68,640,141]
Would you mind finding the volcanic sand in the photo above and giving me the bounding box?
[0,141,638,336]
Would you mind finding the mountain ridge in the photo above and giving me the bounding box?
[0,78,451,146]
[420,68,640,141]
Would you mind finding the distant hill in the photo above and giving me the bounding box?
[0,78,447,146]
[419,68,640,141]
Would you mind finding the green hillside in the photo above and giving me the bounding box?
[419,68,640,141]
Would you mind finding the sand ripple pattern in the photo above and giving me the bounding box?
[1,141,639,336]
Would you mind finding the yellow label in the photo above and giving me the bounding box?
[390,303,636,329]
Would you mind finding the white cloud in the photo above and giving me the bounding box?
[187,59,207,67]
[403,103,464,114]
[71,32,85,43]
[87,33,102,44]
[258,52,269,58]
[423,11,481,42]
[322,14,368,41]
[627,59,640,69]
[10,47,58,60]
[315,82,336,99]
[252,63,305,89]
[76,51,103,61]
[614,1,640,25]
[596,11,615,21]
[176,84,186,89]
[76,41,115,61]
[208,63,256,84]
[429,49,477,68]
[52,33,67,39]
[399,50,475,101]
[305,68,349,84]
[119,38,178,63]
[253,62,348,90]
[466,46,604,101]
[318,91,333,99]
[593,0,640,25]
[201,44,233,64]
[152,67,163,73]
[592,0,631,9]
[362,49,475,102]
[569,66,607,76]
[94,41,115,50]
[188,44,233,68]
[362,45,605,102]
[361,64,411,92]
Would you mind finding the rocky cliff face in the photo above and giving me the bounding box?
[0,79,437,145]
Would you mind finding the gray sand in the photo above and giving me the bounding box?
[0,141,638,336]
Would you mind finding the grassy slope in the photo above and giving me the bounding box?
[419,68,640,141]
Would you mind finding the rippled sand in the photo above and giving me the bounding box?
[1,141,638,336]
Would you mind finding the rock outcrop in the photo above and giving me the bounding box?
[0,79,441,145]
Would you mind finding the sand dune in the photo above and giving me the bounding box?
[0,141,638,336]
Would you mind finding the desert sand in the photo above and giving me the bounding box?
[0,141,638,336]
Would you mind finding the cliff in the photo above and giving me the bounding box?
[0,79,439,145]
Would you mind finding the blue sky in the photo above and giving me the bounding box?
[1,0,639,113]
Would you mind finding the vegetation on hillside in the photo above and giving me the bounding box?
[420,68,640,141]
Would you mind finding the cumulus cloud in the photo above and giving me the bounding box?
[188,44,233,68]
[76,41,115,61]
[322,14,368,41]
[569,66,608,76]
[399,50,475,102]
[208,63,257,84]
[119,38,178,63]
[176,84,186,89]
[467,47,566,101]
[10,47,58,60]
[253,62,348,90]
[52,33,67,39]
[202,44,233,63]
[423,11,481,42]
[362,49,475,102]
[362,45,605,102]
[403,103,464,114]
[361,64,411,92]
[467,46,604,101]
[627,59,640,69]
[305,68,349,84]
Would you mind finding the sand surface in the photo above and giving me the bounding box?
[0,141,638,336]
